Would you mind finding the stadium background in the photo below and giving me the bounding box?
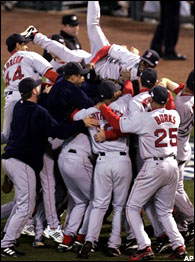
[1,1,194,261]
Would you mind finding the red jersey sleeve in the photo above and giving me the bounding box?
[166,91,176,110]
[123,80,134,95]
[173,83,184,95]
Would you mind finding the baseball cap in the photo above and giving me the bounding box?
[140,68,157,88]
[149,85,169,105]
[19,77,42,95]
[63,62,89,76]
[62,15,79,26]
[51,34,65,45]
[186,69,194,92]
[141,49,160,67]
[98,80,121,100]
[6,33,29,50]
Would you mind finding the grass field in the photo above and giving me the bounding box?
[1,68,194,261]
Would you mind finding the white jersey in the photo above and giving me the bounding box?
[50,59,66,71]
[73,95,130,154]
[3,50,52,93]
[174,89,194,161]
[93,44,140,80]
[34,33,92,64]
[119,108,180,159]
[129,91,152,116]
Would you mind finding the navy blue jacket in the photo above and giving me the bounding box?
[39,77,95,123]
[2,100,86,174]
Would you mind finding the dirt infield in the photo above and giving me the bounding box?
[1,7,194,83]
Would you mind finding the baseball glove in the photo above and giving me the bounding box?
[2,174,13,194]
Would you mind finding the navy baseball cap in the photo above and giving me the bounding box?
[63,62,89,76]
[98,80,121,100]
[19,77,42,95]
[141,49,160,67]
[6,33,29,50]
[62,15,79,26]
[51,34,65,44]
[149,86,169,105]
[186,69,194,92]
[140,68,157,88]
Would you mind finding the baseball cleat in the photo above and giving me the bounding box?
[106,247,121,257]
[1,246,25,257]
[128,246,154,261]
[72,240,84,253]
[43,225,63,243]
[57,243,73,252]
[169,245,187,259]
[155,234,172,254]
[78,241,92,259]
[21,25,38,41]
[185,222,194,243]
[124,238,138,252]
[21,224,35,237]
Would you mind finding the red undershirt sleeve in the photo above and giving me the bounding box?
[100,105,120,130]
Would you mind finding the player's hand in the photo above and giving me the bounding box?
[95,102,105,110]
[83,115,99,128]
[42,84,53,94]
[130,46,139,55]
[94,127,106,143]
[120,69,131,82]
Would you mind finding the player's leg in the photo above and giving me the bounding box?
[1,91,21,145]
[126,160,168,250]
[153,160,185,250]
[40,151,60,229]
[58,154,93,236]
[1,158,36,248]
[174,161,194,222]
[1,200,15,220]
[87,1,110,57]
[108,155,132,249]
[85,155,113,244]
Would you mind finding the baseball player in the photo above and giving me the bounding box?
[57,133,94,252]
[74,80,132,258]
[86,1,159,81]
[98,85,187,260]
[21,1,159,82]
[159,70,194,239]
[1,33,58,145]
[1,77,98,258]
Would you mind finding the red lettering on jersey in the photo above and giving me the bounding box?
[5,72,11,86]
[164,114,168,122]
[91,112,104,120]
[13,65,24,81]
[112,109,123,117]
[18,56,24,63]
[154,116,161,125]
[172,116,176,124]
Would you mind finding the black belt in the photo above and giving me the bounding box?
[6,91,13,96]
[99,152,126,156]
[68,149,77,154]
[153,156,176,160]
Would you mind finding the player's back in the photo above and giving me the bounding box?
[174,89,194,161]
[129,91,152,115]
[74,104,129,154]
[3,50,52,92]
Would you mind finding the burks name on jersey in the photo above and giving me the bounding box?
[154,113,176,125]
